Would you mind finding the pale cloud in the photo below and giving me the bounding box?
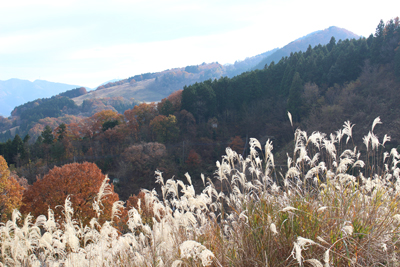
[0,28,82,54]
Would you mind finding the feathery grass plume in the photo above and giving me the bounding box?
[184,172,192,186]
[363,131,372,150]
[290,237,317,265]
[111,200,124,222]
[371,132,380,150]
[280,206,298,212]
[342,121,354,144]
[93,175,112,218]
[270,223,278,235]
[382,134,391,147]
[309,131,325,150]
[288,111,293,127]
[372,116,382,132]
[179,240,215,266]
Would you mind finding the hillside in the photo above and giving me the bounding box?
[252,26,359,70]
[0,79,84,117]
[73,78,158,105]
[72,62,227,104]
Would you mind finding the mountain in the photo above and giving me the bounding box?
[73,27,359,105]
[252,26,359,70]
[0,79,84,117]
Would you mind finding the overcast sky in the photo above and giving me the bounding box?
[0,0,399,88]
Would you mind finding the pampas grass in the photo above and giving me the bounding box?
[1,117,400,266]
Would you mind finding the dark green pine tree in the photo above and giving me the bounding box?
[280,65,294,96]
[370,20,385,64]
[41,125,54,145]
[287,72,303,122]
[4,139,13,164]
[12,134,24,156]
[181,85,197,117]
[327,36,336,52]
[57,123,67,140]
[21,134,30,161]
[11,134,25,166]
[23,134,30,144]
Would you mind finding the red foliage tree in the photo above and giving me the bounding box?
[21,162,119,225]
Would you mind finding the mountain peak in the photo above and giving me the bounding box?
[253,26,359,70]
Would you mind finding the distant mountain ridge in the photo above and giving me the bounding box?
[253,26,359,70]
[76,26,359,104]
[0,79,84,117]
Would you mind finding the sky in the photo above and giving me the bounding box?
[0,0,399,88]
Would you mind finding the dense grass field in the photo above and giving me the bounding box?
[1,115,400,266]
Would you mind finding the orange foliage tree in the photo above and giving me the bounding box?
[21,162,119,225]
[129,103,158,127]
[0,156,24,221]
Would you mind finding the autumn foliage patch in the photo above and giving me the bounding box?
[21,162,119,225]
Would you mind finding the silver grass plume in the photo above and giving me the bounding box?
[343,121,354,144]
[288,111,293,127]
[372,116,382,132]
[93,175,112,218]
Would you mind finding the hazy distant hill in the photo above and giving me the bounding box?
[252,26,359,70]
[0,79,83,117]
